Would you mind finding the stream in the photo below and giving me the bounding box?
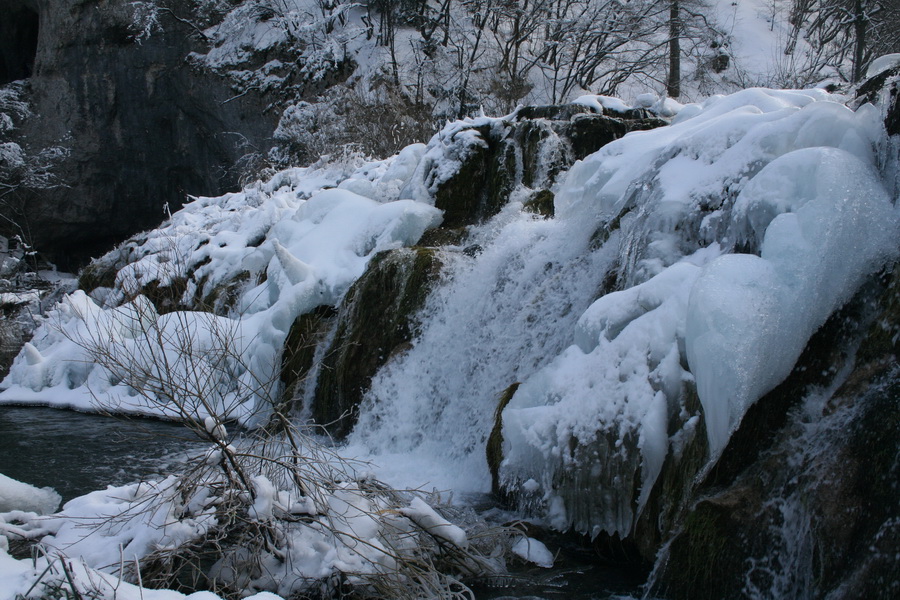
[0,406,205,503]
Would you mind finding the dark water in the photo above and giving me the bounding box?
[468,501,646,600]
[0,406,206,502]
[471,561,644,600]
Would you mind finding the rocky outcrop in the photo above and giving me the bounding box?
[431,107,665,229]
[305,247,442,437]
[480,73,900,595]
[652,269,900,599]
[640,75,900,597]
[0,0,278,269]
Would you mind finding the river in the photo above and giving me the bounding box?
[0,406,205,503]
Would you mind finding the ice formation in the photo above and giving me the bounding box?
[1,86,897,548]
[497,89,898,535]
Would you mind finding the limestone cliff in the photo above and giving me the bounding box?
[0,0,278,269]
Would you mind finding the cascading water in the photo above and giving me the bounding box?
[345,202,619,493]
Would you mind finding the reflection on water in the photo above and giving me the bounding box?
[0,406,206,502]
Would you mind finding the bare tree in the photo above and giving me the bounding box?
[35,255,517,597]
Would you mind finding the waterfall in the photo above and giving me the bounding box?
[344,204,618,493]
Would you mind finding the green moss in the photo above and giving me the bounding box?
[141,277,189,314]
[416,227,468,248]
[278,305,338,414]
[434,126,494,228]
[631,383,709,562]
[312,247,442,437]
[433,124,518,228]
[659,501,744,600]
[486,382,520,497]
[854,267,900,367]
[565,114,666,161]
[522,189,554,218]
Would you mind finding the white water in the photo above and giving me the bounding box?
[345,202,619,493]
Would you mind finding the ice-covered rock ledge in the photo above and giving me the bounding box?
[0,151,443,423]
[495,86,899,543]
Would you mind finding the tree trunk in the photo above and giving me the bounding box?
[851,0,867,82]
[667,0,681,98]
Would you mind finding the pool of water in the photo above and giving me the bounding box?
[0,406,207,502]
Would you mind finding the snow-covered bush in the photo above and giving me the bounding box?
[272,82,440,166]
[3,434,511,599]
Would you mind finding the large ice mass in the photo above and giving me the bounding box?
[497,89,898,536]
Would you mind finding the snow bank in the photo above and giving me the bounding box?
[399,497,468,549]
[0,544,286,600]
[0,154,442,424]
[0,473,60,515]
[511,536,554,568]
[1,455,499,600]
[499,87,898,536]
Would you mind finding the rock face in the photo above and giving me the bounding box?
[0,0,277,269]
[308,247,442,436]
[652,270,900,599]
[432,107,664,229]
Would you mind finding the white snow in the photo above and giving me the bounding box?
[496,87,898,536]
[1,79,897,595]
[0,459,492,600]
[0,156,442,425]
[511,536,554,568]
[0,473,60,515]
[0,542,285,600]
[399,497,468,549]
[687,147,898,455]
[866,54,900,79]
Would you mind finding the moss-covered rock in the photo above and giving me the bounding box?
[416,227,469,248]
[279,305,339,414]
[199,270,251,314]
[631,384,708,561]
[433,124,518,229]
[77,260,118,294]
[311,247,443,436]
[431,106,667,229]
[656,492,758,600]
[487,382,520,497]
[658,369,900,600]
[140,277,189,314]
[563,113,666,162]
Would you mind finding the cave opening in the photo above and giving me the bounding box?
[0,4,39,84]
